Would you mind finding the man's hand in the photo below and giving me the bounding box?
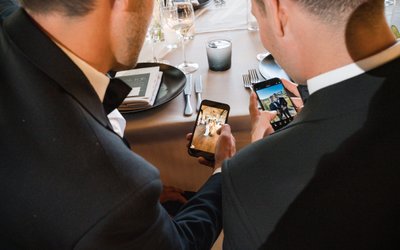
[249,91,277,142]
[249,79,305,142]
[159,186,188,204]
[186,125,236,170]
[281,79,304,112]
[214,124,236,170]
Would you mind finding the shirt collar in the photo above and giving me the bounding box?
[54,42,109,102]
[307,40,400,95]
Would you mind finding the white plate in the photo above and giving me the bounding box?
[258,53,291,80]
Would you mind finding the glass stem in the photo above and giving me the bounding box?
[151,41,157,62]
[181,36,188,66]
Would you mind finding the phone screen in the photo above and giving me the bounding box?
[188,100,230,161]
[253,78,297,130]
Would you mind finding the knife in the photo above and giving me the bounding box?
[195,75,203,111]
[184,74,193,116]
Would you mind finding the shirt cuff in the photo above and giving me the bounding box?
[212,167,222,175]
[107,109,126,137]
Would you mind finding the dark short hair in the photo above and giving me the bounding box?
[19,0,96,16]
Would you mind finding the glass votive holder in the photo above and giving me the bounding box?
[206,38,232,71]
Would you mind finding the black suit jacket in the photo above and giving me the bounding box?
[0,10,221,249]
[0,0,18,22]
[222,53,400,249]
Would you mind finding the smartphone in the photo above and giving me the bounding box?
[188,100,230,162]
[253,78,297,130]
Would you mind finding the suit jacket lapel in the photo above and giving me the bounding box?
[3,9,111,129]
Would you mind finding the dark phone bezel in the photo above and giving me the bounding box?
[253,78,297,130]
[188,99,230,162]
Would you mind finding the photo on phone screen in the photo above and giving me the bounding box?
[253,78,297,130]
[188,100,230,161]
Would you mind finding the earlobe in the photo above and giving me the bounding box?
[112,0,132,11]
[111,0,124,11]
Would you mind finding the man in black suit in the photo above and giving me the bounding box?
[222,0,400,249]
[269,94,291,120]
[277,96,291,119]
[0,0,235,249]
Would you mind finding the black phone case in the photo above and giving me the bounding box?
[188,99,230,162]
[253,78,296,130]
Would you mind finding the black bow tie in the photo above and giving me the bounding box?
[297,84,309,104]
[103,78,132,114]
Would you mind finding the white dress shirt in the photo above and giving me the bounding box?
[55,43,126,137]
[307,40,400,95]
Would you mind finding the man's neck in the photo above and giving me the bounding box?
[27,8,112,74]
[298,14,396,83]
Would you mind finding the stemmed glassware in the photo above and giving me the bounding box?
[147,0,168,63]
[162,0,199,74]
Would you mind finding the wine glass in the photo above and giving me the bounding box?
[147,1,169,63]
[162,0,199,74]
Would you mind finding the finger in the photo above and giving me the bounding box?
[229,134,236,156]
[249,91,260,118]
[281,78,300,97]
[216,126,222,136]
[290,97,304,112]
[169,192,188,203]
[198,157,214,167]
[255,110,277,125]
[250,110,276,142]
[263,126,275,137]
[165,186,184,194]
[217,124,231,136]
[177,195,188,204]
[161,192,188,204]
[266,110,277,121]
[186,133,194,148]
[263,111,276,137]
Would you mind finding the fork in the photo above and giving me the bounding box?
[242,74,252,88]
[248,69,260,84]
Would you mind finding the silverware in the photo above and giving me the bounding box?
[248,68,260,84]
[242,73,252,88]
[184,74,193,116]
[195,75,203,111]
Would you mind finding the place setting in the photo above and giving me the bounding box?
[242,50,291,90]
[258,52,291,81]
[117,0,203,114]
[116,0,236,115]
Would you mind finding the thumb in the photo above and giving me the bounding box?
[281,78,300,97]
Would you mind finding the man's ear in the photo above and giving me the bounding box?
[267,0,288,37]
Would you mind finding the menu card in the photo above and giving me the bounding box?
[116,66,163,111]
